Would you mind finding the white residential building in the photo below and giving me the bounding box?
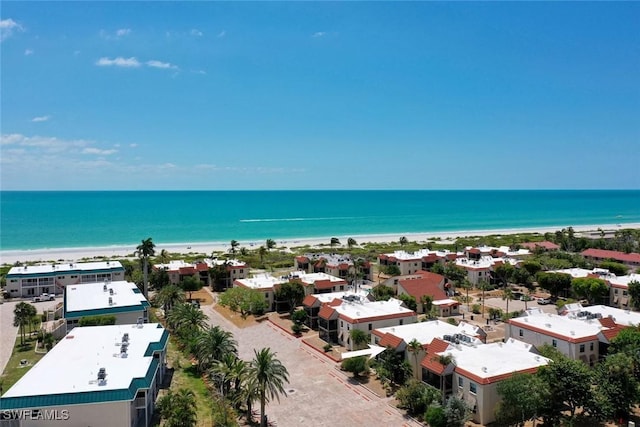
[0,323,169,427]
[5,261,125,298]
[63,281,150,332]
[233,274,289,312]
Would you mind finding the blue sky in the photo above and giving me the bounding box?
[1,2,639,190]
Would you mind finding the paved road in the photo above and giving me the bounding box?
[202,303,422,427]
[0,299,58,377]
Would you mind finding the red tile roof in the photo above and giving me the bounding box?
[328,298,343,307]
[195,263,209,271]
[296,256,309,263]
[520,241,560,251]
[318,305,338,320]
[582,249,640,264]
[598,317,617,328]
[302,295,318,307]
[379,333,404,349]
[178,267,197,274]
[420,338,452,374]
[313,279,337,291]
[398,272,446,300]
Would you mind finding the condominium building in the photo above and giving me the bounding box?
[396,271,458,316]
[0,323,169,427]
[5,261,125,298]
[63,281,150,332]
[294,253,373,282]
[581,248,640,269]
[153,258,248,289]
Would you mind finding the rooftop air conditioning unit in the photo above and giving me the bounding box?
[97,367,107,381]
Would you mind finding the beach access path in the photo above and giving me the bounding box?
[201,299,422,427]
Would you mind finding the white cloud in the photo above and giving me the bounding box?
[1,18,24,42]
[191,69,207,75]
[95,56,141,67]
[146,60,178,70]
[217,30,226,38]
[82,147,118,155]
[31,115,51,122]
[190,29,203,37]
[129,143,138,148]
[0,133,88,152]
[312,32,326,38]
[100,28,132,40]
[24,49,33,56]
[116,28,131,37]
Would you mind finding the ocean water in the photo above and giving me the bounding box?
[0,190,639,251]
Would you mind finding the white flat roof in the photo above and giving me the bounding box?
[375,320,483,345]
[300,253,355,266]
[235,274,287,290]
[511,310,604,340]
[443,339,550,380]
[335,298,415,320]
[8,261,123,276]
[312,289,369,304]
[433,298,459,306]
[382,249,457,261]
[65,281,148,314]
[456,256,519,270]
[289,271,346,284]
[609,273,640,288]
[2,323,166,399]
[572,304,640,327]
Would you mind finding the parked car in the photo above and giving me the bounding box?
[537,298,552,305]
[32,293,55,302]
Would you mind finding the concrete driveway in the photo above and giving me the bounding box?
[0,298,58,376]
[202,304,422,427]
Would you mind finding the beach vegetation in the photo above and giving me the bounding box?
[166,303,208,343]
[229,240,239,255]
[155,284,185,313]
[135,237,156,299]
[398,293,417,311]
[157,388,198,427]
[181,276,203,300]
[399,236,408,246]
[247,347,290,427]
[628,280,640,309]
[371,284,395,301]
[341,355,369,378]
[273,280,305,314]
[194,325,237,373]
[330,237,340,247]
[265,239,276,250]
[218,287,267,318]
[78,315,116,327]
[347,237,357,248]
[571,277,608,305]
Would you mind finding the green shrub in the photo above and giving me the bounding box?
[471,304,481,314]
[323,343,332,352]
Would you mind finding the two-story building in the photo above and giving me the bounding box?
[0,323,169,427]
[294,253,373,282]
[302,289,370,329]
[63,280,150,332]
[5,261,125,298]
[153,258,249,289]
[582,248,640,270]
[318,297,416,350]
[396,271,459,316]
[233,274,288,312]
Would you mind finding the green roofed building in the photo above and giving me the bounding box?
[0,323,168,427]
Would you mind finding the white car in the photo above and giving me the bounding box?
[32,293,55,302]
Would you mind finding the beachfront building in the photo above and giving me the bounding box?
[318,297,416,350]
[294,253,373,282]
[420,338,550,425]
[302,289,370,329]
[395,271,459,316]
[5,261,125,298]
[287,271,350,295]
[233,274,288,312]
[519,241,560,252]
[64,280,150,332]
[581,248,640,270]
[153,258,248,289]
[378,249,458,276]
[506,308,613,364]
[607,273,640,309]
[0,323,169,427]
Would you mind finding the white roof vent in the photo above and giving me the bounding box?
[108,297,113,306]
[97,367,107,382]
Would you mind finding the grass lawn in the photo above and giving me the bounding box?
[1,336,46,392]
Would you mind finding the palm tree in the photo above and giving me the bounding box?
[195,325,238,372]
[266,239,276,251]
[502,287,514,318]
[13,302,36,346]
[460,278,473,310]
[158,249,170,264]
[157,388,197,427]
[399,236,408,247]
[406,338,423,380]
[229,240,239,255]
[156,284,185,313]
[166,302,207,335]
[248,348,290,427]
[330,237,340,248]
[477,280,490,318]
[136,237,156,299]
[258,246,267,266]
[347,237,357,249]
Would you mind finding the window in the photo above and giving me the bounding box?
[341,321,344,328]
[615,289,619,295]
[58,276,66,279]
[552,339,557,348]
[580,344,585,353]
[368,324,372,331]
[399,319,403,325]
[590,342,594,351]
[70,275,78,279]
[458,377,463,388]
[469,382,477,394]
[623,291,628,296]
[519,329,523,337]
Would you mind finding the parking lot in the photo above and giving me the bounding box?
[202,304,422,427]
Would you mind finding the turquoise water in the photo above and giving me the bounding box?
[0,190,639,250]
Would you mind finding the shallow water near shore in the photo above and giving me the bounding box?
[1,190,639,251]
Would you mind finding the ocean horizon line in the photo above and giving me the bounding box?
[2,188,639,193]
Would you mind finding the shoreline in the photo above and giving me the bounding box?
[1,222,638,266]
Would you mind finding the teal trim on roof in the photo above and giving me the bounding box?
[144,329,169,357]
[132,288,141,294]
[7,267,125,280]
[0,359,159,410]
[65,304,147,320]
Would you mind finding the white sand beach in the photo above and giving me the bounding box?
[1,223,639,266]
